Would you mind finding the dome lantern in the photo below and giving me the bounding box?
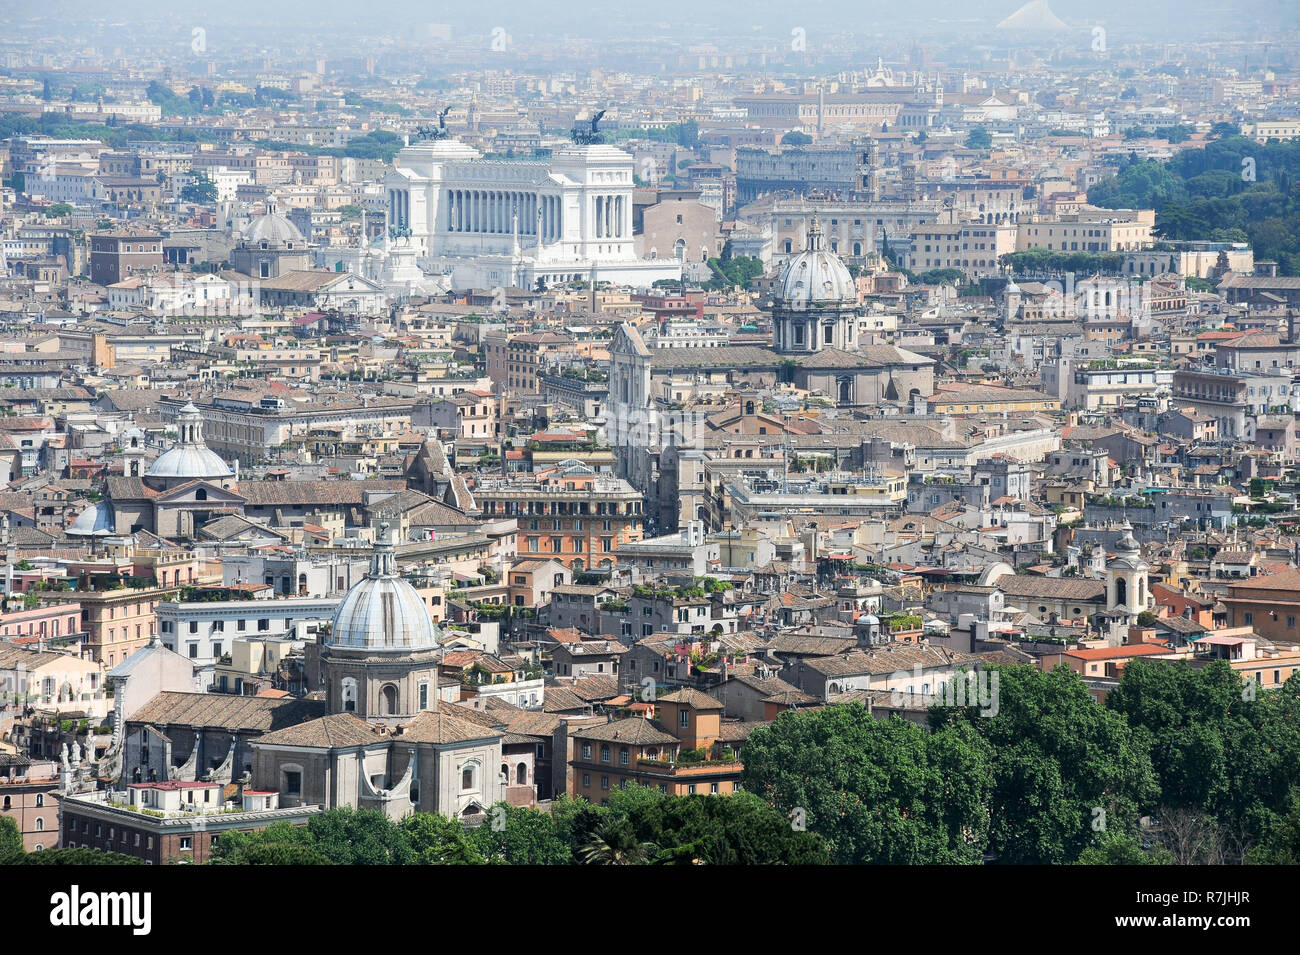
[327,523,441,653]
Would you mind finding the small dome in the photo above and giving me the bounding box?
[776,220,856,309]
[328,526,440,652]
[242,211,304,246]
[69,501,114,537]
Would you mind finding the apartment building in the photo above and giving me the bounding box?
[473,461,643,572]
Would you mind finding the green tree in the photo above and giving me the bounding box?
[1246,786,1300,864]
[781,131,813,146]
[624,790,829,865]
[741,703,994,864]
[307,808,414,864]
[0,815,23,863]
[578,816,657,865]
[401,812,485,865]
[934,665,1159,864]
[469,803,570,864]
[1106,661,1245,820]
[228,842,333,865]
[1076,831,1174,865]
[181,173,218,204]
[965,126,992,150]
[211,820,315,864]
[11,847,144,865]
[44,203,73,218]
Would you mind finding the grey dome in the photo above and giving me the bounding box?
[328,527,440,652]
[242,211,304,246]
[145,446,234,480]
[776,221,856,309]
[146,402,233,481]
[69,500,114,537]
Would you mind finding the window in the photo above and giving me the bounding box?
[582,743,592,760]
[284,771,302,796]
[35,794,43,808]
[711,783,719,794]
[179,837,192,851]
[620,748,629,765]
[680,709,690,728]
[600,775,609,790]
[461,765,475,790]
[189,620,198,634]
[600,744,611,763]
[582,774,590,787]
[418,682,429,710]
[1245,612,1254,625]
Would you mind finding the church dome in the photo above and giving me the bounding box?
[242,208,304,247]
[775,220,857,310]
[145,402,233,481]
[328,526,441,652]
[69,500,114,537]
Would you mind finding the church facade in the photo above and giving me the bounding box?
[250,526,505,821]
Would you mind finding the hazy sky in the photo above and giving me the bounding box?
[10,0,1298,42]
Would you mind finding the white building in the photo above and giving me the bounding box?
[379,135,682,290]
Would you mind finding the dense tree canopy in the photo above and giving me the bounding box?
[1088,136,1300,273]
[741,703,994,864]
[933,665,1158,864]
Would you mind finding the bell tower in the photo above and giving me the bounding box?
[1106,523,1150,626]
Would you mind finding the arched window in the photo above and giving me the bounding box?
[35,794,43,807]
[501,762,509,781]
[461,764,476,790]
[195,488,207,501]
[516,763,527,785]
[35,818,44,831]
[341,677,358,713]
[2,795,10,810]
[1116,578,1128,606]
[381,684,398,715]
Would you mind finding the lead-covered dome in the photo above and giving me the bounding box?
[242,209,304,247]
[776,219,856,310]
[69,500,114,537]
[328,526,441,652]
[146,402,233,482]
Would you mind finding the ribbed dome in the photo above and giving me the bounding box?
[328,527,440,652]
[242,211,304,246]
[145,446,233,480]
[776,220,856,309]
[69,500,114,537]
[146,402,233,481]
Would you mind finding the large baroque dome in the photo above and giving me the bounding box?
[241,209,304,247]
[328,525,441,652]
[145,402,234,483]
[775,219,857,310]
